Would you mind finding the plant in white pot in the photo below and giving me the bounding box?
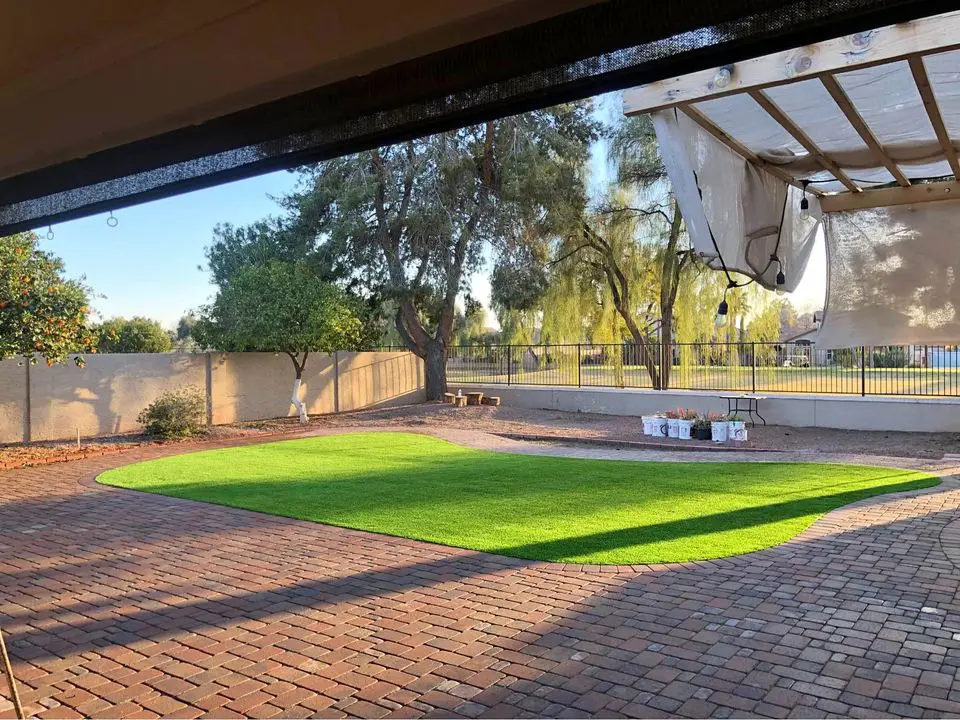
[666,409,681,439]
[728,414,747,443]
[709,412,729,443]
[652,413,669,438]
[677,408,697,440]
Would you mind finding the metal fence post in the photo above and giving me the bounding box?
[507,345,512,386]
[860,346,866,396]
[577,344,582,387]
[751,342,756,394]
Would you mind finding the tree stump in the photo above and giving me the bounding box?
[453,395,468,408]
[481,396,501,406]
[443,393,456,404]
[466,392,484,406]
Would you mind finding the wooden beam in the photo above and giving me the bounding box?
[819,74,910,187]
[819,180,960,212]
[908,56,960,178]
[749,89,861,193]
[624,10,960,115]
[678,105,822,195]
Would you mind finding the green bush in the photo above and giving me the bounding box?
[137,386,207,440]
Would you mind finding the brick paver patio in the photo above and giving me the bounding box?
[3,430,960,718]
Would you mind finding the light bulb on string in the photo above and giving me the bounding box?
[799,180,811,220]
[715,298,729,328]
[775,270,787,296]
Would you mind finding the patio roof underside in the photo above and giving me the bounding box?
[0,0,948,236]
[625,10,960,210]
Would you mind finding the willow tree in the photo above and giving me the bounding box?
[283,105,596,399]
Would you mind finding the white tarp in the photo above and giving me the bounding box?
[816,199,960,348]
[652,108,819,292]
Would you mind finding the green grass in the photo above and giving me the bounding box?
[98,432,939,564]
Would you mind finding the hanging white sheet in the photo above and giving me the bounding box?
[816,198,960,348]
[651,109,820,292]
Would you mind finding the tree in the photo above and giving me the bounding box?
[194,261,365,422]
[176,313,197,341]
[0,232,95,366]
[282,105,597,399]
[94,316,173,353]
[543,113,692,389]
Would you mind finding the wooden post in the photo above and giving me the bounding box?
[0,626,24,720]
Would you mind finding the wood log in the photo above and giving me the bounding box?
[453,395,468,408]
[481,396,501,406]
[466,392,484,406]
[443,392,456,404]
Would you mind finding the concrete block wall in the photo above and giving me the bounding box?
[460,384,960,433]
[0,350,425,443]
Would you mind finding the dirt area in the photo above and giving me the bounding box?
[308,403,960,460]
[0,420,298,469]
[3,402,958,467]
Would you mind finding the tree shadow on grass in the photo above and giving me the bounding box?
[489,476,939,562]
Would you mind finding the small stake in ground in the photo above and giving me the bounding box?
[0,626,24,720]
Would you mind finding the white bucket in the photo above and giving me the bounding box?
[677,419,693,440]
[729,421,747,443]
[711,421,729,443]
[652,417,668,438]
[667,418,680,438]
[641,416,652,435]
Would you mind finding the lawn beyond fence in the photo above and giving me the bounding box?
[446,343,960,397]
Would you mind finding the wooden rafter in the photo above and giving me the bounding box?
[819,179,960,212]
[749,89,860,193]
[624,10,960,115]
[908,55,960,178]
[819,74,910,187]
[678,105,823,195]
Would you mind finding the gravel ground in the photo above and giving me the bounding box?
[309,402,960,460]
[4,401,958,464]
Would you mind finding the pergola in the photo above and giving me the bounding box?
[624,9,960,348]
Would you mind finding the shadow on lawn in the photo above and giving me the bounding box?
[490,476,939,561]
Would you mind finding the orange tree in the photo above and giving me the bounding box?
[0,232,95,366]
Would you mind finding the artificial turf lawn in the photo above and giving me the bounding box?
[97,432,939,564]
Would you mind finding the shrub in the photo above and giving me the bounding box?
[137,386,207,440]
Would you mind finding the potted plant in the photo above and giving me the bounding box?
[666,409,681,439]
[728,414,747,443]
[677,408,697,440]
[692,416,712,441]
[651,413,668,438]
[709,411,729,443]
[641,414,654,436]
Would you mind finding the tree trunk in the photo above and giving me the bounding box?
[660,314,673,391]
[290,376,308,423]
[424,341,448,401]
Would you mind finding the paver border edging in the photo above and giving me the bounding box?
[79,426,960,576]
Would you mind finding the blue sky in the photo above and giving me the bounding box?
[40,171,299,328]
[39,97,825,330]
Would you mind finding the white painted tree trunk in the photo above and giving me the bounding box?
[291,377,308,424]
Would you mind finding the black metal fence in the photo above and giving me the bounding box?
[444,342,960,397]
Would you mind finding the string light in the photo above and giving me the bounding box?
[715,280,737,328]
[799,179,811,219]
